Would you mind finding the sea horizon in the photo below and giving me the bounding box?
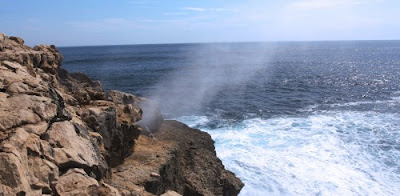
[55,39,400,48]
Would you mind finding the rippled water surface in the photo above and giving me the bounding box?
[60,41,400,195]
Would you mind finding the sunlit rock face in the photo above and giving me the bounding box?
[0,33,142,195]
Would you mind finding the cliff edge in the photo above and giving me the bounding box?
[0,33,243,196]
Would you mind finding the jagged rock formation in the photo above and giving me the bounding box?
[0,33,243,196]
[112,121,244,196]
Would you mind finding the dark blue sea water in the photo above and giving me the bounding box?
[60,41,400,195]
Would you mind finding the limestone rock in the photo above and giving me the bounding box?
[47,121,107,180]
[0,153,31,195]
[81,105,141,167]
[55,168,100,196]
[0,32,243,196]
[158,121,244,196]
[55,169,122,196]
[0,32,122,195]
[33,45,63,74]
[27,156,59,193]
[161,190,182,196]
[58,68,105,104]
[106,90,143,123]
[106,90,139,105]
[8,36,24,45]
[21,121,49,136]
[112,120,244,196]
[99,182,122,196]
[0,33,6,42]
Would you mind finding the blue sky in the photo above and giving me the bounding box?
[1,0,399,46]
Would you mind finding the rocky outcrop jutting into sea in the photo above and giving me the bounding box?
[0,33,243,196]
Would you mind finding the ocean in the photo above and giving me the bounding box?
[60,41,400,195]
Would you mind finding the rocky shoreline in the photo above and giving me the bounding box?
[0,33,243,196]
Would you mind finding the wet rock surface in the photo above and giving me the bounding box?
[0,33,243,195]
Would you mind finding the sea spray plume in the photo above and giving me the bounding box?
[136,98,164,135]
[145,42,276,118]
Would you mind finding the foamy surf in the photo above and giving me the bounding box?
[177,111,400,195]
[299,96,400,113]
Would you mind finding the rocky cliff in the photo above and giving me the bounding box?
[0,33,243,196]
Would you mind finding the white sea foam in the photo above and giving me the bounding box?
[177,111,400,195]
[176,115,210,127]
[329,96,400,107]
[300,96,400,112]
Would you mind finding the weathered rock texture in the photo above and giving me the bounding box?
[112,121,244,196]
[0,33,243,196]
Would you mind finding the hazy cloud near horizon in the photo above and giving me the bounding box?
[0,0,398,46]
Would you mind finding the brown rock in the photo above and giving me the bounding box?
[0,184,14,196]
[158,121,244,196]
[55,169,122,196]
[0,94,42,131]
[2,128,60,194]
[161,190,182,196]
[0,33,6,42]
[99,183,122,196]
[27,156,59,193]
[9,36,24,45]
[0,60,57,132]
[106,90,139,105]
[0,153,31,195]
[81,105,141,167]
[58,68,105,104]
[112,120,243,196]
[33,44,63,74]
[46,121,108,180]
[55,168,100,196]
[21,121,49,136]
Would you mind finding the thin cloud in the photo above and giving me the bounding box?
[183,7,206,12]
[288,0,363,10]
[182,7,233,12]
[210,8,233,12]
[128,0,154,4]
[164,12,189,16]
[70,18,137,32]
[127,0,157,7]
